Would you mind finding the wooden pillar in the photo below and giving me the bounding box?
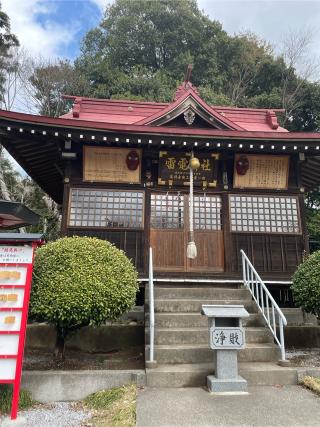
[222,192,232,274]
[60,162,71,237]
[298,193,310,258]
[143,188,151,276]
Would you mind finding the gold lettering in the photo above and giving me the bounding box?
[7,294,18,302]
[165,157,176,170]
[178,158,189,171]
[201,159,211,171]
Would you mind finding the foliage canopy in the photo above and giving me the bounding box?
[30,237,139,354]
[292,251,320,317]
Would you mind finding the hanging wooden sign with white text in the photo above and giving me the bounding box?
[233,154,289,190]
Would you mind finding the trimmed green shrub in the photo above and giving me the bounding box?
[292,251,320,317]
[30,236,138,356]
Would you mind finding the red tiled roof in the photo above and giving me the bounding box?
[61,96,168,126]
[61,83,288,133]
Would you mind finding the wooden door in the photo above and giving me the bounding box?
[149,193,186,271]
[188,195,224,272]
[150,192,224,273]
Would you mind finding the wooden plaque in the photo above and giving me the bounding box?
[158,151,219,188]
[83,147,141,184]
[233,154,289,190]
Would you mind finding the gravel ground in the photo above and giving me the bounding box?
[286,348,320,367]
[24,348,144,370]
[16,402,92,427]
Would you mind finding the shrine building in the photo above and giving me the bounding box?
[1,78,320,303]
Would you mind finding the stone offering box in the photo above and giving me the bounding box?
[201,304,249,393]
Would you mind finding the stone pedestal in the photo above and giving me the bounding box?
[201,304,249,395]
[207,349,248,393]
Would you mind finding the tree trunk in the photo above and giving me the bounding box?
[54,328,66,359]
[0,145,11,201]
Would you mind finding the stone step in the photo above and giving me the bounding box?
[145,343,280,364]
[145,327,273,345]
[146,312,265,328]
[146,287,250,300]
[146,362,298,387]
[152,299,257,313]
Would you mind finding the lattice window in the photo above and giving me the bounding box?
[229,195,300,234]
[194,195,222,230]
[68,188,144,228]
[151,193,184,229]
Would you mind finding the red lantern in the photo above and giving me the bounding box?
[236,155,249,175]
[126,150,140,170]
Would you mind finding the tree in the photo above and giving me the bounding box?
[30,237,139,358]
[0,2,18,100]
[0,45,21,111]
[75,0,226,100]
[21,57,90,117]
[20,177,61,241]
[74,1,320,124]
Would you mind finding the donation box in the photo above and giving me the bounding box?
[0,233,43,420]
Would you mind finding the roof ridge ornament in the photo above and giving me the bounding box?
[72,97,83,118]
[266,110,279,130]
[174,64,200,101]
[184,64,193,83]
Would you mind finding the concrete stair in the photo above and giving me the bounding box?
[146,362,298,387]
[147,327,273,345]
[145,283,290,387]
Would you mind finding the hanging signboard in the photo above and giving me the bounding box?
[233,154,289,190]
[83,146,141,184]
[0,236,43,421]
[158,151,219,188]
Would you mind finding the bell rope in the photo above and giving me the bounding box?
[187,152,197,259]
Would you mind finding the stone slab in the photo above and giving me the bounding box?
[137,386,320,426]
[207,374,248,393]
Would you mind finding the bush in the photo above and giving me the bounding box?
[291,250,320,317]
[30,236,138,356]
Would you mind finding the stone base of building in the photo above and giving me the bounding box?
[207,374,248,393]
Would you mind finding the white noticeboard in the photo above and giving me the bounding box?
[0,245,33,264]
[0,311,22,332]
[210,327,245,350]
[0,359,17,380]
[0,335,19,355]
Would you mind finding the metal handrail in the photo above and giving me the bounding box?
[148,247,155,363]
[241,249,288,361]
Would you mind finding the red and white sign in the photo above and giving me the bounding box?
[0,242,38,420]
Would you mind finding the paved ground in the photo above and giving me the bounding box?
[137,386,320,427]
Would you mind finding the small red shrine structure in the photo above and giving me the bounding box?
[0,78,320,302]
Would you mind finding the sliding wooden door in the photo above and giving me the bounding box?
[150,192,224,273]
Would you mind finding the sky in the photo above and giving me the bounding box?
[2,0,320,62]
[1,0,319,175]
